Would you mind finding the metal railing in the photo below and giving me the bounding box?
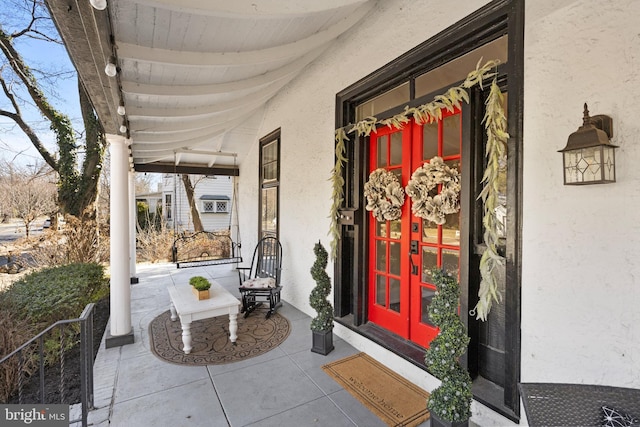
[0,303,95,427]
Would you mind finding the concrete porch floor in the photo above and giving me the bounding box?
[82,262,431,427]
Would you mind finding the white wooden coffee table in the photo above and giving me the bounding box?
[167,281,240,354]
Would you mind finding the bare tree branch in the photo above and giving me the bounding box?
[0,76,58,169]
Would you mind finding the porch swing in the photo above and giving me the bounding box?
[171,158,243,269]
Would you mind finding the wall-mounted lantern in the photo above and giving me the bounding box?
[559,103,616,185]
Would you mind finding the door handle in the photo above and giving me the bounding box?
[409,240,419,275]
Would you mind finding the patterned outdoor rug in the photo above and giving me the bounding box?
[322,353,430,427]
[149,308,290,365]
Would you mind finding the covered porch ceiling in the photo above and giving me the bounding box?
[46,0,375,175]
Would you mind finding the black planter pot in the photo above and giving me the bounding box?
[430,413,469,427]
[311,329,334,355]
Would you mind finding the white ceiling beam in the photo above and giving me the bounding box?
[176,149,237,157]
[132,131,228,151]
[131,0,369,19]
[116,3,373,67]
[121,48,321,97]
[128,106,262,133]
[126,81,281,118]
[125,76,287,114]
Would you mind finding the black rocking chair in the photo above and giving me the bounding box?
[237,236,283,318]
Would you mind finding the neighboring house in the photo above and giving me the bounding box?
[135,191,161,215]
[160,174,234,233]
[49,0,640,425]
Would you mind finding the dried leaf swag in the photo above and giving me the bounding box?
[329,59,507,320]
[472,79,508,321]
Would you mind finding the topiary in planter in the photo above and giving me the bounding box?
[424,268,472,424]
[309,241,333,332]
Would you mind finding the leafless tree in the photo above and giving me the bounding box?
[0,0,106,220]
[0,159,56,237]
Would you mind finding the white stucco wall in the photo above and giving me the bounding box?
[238,0,640,425]
[521,0,640,388]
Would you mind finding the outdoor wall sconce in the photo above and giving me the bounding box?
[559,103,616,185]
[89,0,107,11]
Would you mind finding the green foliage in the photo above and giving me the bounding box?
[0,263,109,327]
[424,269,472,422]
[189,276,211,291]
[309,241,334,332]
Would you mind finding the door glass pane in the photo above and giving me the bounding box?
[376,221,386,237]
[261,187,277,234]
[377,135,387,167]
[442,249,460,275]
[390,219,402,239]
[421,287,436,326]
[442,114,461,157]
[423,122,438,161]
[376,275,386,306]
[422,221,438,244]
[390,132,403,165]
[422,247,437,283]
[389,242,401,276]
[445,158,461,172]
[389,278,401,313]
[391,167,402,182]
[442,213,460,246]
[376,240,387,272]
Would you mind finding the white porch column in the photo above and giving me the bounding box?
[106,135,134,348]
[129,170,138,284]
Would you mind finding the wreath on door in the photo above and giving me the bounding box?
[364,168,405,222]
[405,156,461,225]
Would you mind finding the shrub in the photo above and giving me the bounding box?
[0,263,109,403]
[28,213,109,267]
[189,276,211,291]
[0,263,109,327]
[136,222,175,263]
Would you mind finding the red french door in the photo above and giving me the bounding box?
[368,108,462,348]
[367,125,412,338]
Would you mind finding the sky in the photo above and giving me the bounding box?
[0,0,83,168]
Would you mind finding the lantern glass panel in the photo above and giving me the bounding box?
[603,146,615,181]
[564,147,595,184]
[563,151,581,184]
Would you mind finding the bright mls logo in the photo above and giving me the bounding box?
[1,405,68,426]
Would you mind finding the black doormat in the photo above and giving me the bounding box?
[149,308,290,365]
